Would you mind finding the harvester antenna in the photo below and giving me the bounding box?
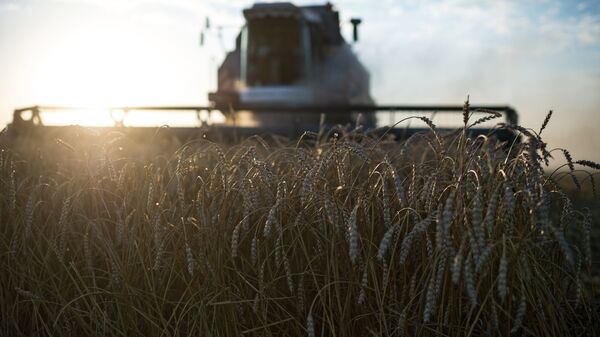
[350,18,362,42]
[200,17,210,46]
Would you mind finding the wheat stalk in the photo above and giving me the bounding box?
[348,203,360,265]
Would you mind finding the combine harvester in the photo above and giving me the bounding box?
[6,2,518,143]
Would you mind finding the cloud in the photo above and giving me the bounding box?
[576,14,600,45]
[0,2,20,11]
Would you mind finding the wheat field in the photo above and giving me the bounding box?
[0,108,598,336]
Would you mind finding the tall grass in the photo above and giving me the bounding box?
[0,107,597,336]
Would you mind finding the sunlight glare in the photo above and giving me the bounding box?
[27,16,216,127]
[43,108,114,127]
[41,108,227,127]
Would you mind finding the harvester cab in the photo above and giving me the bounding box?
[208,2,375,128]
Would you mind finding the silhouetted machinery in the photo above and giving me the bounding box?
[208,2,375,128]
[7,2,519,142]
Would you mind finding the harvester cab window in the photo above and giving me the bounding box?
[246,17,304,86]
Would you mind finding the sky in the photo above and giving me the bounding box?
[0,0,599,163]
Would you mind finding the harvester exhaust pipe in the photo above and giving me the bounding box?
[350,18,362,42]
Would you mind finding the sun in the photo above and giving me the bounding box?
[23,15,224,127]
